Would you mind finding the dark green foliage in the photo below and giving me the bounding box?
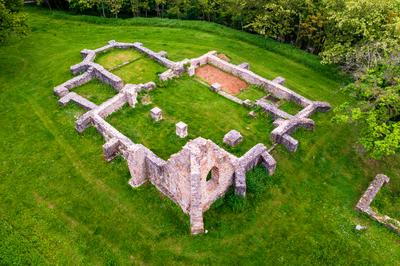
[334,60,400,158]
[0,0,28,43]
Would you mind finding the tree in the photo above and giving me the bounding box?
[130,0,140,16]
[247,0,299,42]
[334,58,400,158]
[0,0,28,43]
[321,0,400,75]
[106,0,123,18]
[155,0,166,17]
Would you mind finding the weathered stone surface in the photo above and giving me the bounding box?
[248,111,256,118]
[239,143,276,175]
[150,107,163,121]
[188,66,196,76]
[217,90,244,105]
[103,138,120,162]
[243,99,254,108]
[272,76,285,85]
[256,99,293,120]
[133,42,178,69]
[54,68,95,96]
[176,121,188,138]
[223,130,243,147]
[238,62,250,69]
[355,174,400,235]
[54,86,69,97]
[75,111,93,133]
[210,82,221,92]
[295,101,331,118]
[123,85,138,107]
[158,51,168,57]
[356,174,390,212]
[91,63,124,90]
[59,92,98,110]
[280,134,299,152]
[271,117,315,144]
[159,69,178,81]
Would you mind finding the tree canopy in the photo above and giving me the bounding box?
[0,0,28,43]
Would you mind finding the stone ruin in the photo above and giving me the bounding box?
[54,40,331,234]
[150,107,163,121]
[223,130,243,147]
[187,50,331,153]
[356,174,400,235]
[176,121,188,138]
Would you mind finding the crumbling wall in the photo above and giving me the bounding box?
[356,174,400,235]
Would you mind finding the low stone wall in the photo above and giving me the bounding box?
[59,92,98,110]
[356,174,390,212]
[207,54,312,107]
[271,117,315,143]
[91,63,124,90]
[133,42,178,69]
[54,69,94,97]
[295,101,331,118]
[217,90,244,105]
[356,174,400,235]
[256,99,293,120]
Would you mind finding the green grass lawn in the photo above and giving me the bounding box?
[1,6,400,265]
[279,100,304,115]
[96,48,166,84]
[73,80,117,105]
[95,49,142,69]
[236,85,266,101]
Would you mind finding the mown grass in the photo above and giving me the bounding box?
[95,49,141,69]
[0,6,400,265]
[73,80,117,105]
[236,85,266,101]
[279,100,304,115]
[96,48,166,84]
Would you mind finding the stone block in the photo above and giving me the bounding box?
[176,121,188,138]
[210,83,221,92]
[223,130,243,147]
[150,107,163,121]
[54,86,69,97]
[238,62,250,70]
[188,66,196,76]
[158,51,168,57]
[272,76,285,85]
[248,111,256,118]
[243,99,254,108]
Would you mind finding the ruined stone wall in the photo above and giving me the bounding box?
[207,54,312,107]
[132,42,178,69]
[54,41,335,235]
[356,174,400,235]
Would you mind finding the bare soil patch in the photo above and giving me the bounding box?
[195,64,248,95]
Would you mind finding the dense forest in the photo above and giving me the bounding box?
[1,0,400,158]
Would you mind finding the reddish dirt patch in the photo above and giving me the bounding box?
[195,65,248,95]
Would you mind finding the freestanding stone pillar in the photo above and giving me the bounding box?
[223,130,243,147]
[176,121,188,138]
[150,107,163,121]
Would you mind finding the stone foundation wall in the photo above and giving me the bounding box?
[356,174,400,235]
[133,42,178,69]
[207,54,312,107]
